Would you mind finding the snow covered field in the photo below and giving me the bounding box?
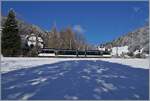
[1,57,149,73]
[1,59,149,100]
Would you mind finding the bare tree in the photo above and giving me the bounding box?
[59,27,76,49]
[47,25,60,49]
[75,32,87,50]
[47,25,90,51]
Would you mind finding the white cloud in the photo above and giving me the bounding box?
[73,25,86,34]
[145,18,149,22]
[133,7,141,13]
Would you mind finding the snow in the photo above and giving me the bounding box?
[28,77,47,86]
[1,59,149,100]
[100,58,149,69]
[1,57,66,73]
[81,75,90,80]
[1,57,149,73]
[134,48,143,55]
[64,95,78,100]
[21,93,36,100]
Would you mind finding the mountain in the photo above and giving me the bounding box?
[1,16,45,34]
[103,24,149,54]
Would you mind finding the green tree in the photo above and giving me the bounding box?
[2,9,21,56]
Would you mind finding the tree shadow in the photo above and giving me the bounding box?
[1,60,149,100]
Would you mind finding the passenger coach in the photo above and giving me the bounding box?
[38,48,111,58]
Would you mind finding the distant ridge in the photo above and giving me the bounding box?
[104,24,149,53]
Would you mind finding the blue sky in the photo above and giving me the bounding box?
[2,1,149,45]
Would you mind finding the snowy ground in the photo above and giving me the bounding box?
[1,60,149,100]
[1,57,149,73]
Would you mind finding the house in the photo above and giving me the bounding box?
[111,46,129,56]
[26,33,44,48]
[97,46,106,51]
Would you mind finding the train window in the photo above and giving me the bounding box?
[57,50,76,55]
[41,50,55,53]
[103,51,110,55]
[64,51,76,55]
[86,51,101,55]
[78,51,85,55]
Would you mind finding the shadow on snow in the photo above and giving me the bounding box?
[1,60,149,100]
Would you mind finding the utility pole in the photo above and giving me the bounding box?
[76,48,78,57]
[116,46,118,57]
[0,27,3,57]
[85,45,87,57]
[0,27,2,100]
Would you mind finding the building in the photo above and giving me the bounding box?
[111,46,129,56]
[26,33,44,48]
[97,46,106,51]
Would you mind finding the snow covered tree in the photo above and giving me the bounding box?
[2,9,21,56]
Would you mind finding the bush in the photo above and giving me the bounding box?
[27,47,38,57]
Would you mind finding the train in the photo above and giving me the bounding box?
[38,48,112,58]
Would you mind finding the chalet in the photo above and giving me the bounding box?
[26,33,44,48]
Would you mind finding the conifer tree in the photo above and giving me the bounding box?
[2,9,21,56]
